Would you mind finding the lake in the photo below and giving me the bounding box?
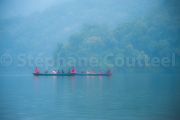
[0,74,180,120]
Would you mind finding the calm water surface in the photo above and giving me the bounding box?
[0,74,180,120]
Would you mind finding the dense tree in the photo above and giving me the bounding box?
[1,0,180,72]
[53,1,180,72]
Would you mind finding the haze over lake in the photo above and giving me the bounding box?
[0,74,180,120]
[0,0,180,119]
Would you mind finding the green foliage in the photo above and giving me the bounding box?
[1,0,180,72]
[53,1,180,72]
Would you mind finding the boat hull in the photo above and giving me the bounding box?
[33,73,75,76]
[75,73,112,76]
[33,73,112,76]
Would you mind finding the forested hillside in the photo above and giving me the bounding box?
[0,0,179,73]
[0,0,153,56]
[53,0,180,72]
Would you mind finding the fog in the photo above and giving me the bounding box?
[0,0,180,74]
[0,0,70,18]
[1,1,180,119]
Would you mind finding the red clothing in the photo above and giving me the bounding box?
[34,68,39,73]
[71,68,75,73]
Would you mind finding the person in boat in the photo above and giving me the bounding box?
[71,67,76,73]
[53,70,56,74]
[62,70,64,74]
[92,70,94,74]
[86,71,90,74]
[45,69,48,74]
[107,68,110,74]
[82,69,85,73]
[52,70,56,74]
[68,69,71,73]
[99,70,102,74]
[34,67,39,73]
[57,70,61,74]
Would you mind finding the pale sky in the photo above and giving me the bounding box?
[0,0,71,18]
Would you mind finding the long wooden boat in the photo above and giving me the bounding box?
[75,72,113,76]
[33,73,75,76]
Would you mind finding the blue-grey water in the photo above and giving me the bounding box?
[0,74,180,120]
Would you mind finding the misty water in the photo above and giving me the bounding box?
[1,0,180,119]
[0,74,180,120]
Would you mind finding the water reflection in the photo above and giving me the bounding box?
[52,76,56,88]
[72,76,75,81]
[52,76,56,80]
[34,76,38,80]
[1,74,180,119]
[31,74,180,120]
[99,76,102,87]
